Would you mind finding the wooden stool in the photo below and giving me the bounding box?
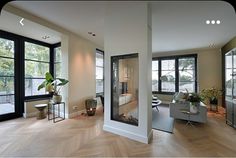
[34,104,47,120]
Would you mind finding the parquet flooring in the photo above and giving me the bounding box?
[0,107,236,157]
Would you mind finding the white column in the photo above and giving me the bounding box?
[103,2,152,144]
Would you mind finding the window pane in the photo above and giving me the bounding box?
[179,57,195,92]
[55,63,62,78]
[152,80,158,91]
[55,47,61,62]
[152,71,158,91]
[25,61,49,78]
[25,79,47,96]
[161,71,175,82]
[0,77,14,95]
[96,79,103,93]
[96,53,103,67]
[179,58,195,70]
[152,60,158,70]
[0,95,15,114]
[0,38,14,58]
[161,81,175,92]
[179,70,194,82]
[96,50,104,94]
[226,69,232,96]
[152,71,158,81]
[96,67,103,80]
[25,42,49,62]
[0,58,14,76]
[179,82,195,92]
[161,60,175,70]
[226,54,232,68]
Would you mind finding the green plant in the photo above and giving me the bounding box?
[200,87,222,103]
[187,93,202,103]
[37,72,69,95]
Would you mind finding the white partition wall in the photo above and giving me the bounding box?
[103,2,153,144]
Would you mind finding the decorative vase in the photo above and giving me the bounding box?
[53,95,62,103]
[190,102,198,113]
[85,98,97,116]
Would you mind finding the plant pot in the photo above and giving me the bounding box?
[210,98,218,105]
[53,95,62,103]
[190,102,198,113]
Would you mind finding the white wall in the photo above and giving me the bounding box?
[103,2,152,144]
[153,48,222,103]
[67,33,97,114]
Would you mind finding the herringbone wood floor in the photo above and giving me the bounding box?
[0,107,236,157]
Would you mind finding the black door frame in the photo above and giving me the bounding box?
[0,31,23,121]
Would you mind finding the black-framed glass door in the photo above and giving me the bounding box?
[0,36,21,121]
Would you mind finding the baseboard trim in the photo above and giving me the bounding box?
[23,112,38,118]
[103,124,151,144]
[23,109,86,119]
[68,109,86,118]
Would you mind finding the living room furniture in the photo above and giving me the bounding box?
[34,104,47,120]
[169,100,207,123]
[180,109,200,126]
[152,100,162,112]
[48,102,65,123]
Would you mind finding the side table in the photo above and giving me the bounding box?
[48,102,65,123]
[34,104,47,120]
[180,108,199,127]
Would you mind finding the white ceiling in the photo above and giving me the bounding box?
[0,10,61,44]
[151,1,236,53]
[3,1,236,52]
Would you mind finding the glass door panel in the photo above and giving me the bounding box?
[0,38,16,116]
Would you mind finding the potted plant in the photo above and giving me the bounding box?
[187,93,202,113]
[38,72,69,103]
[200,87,222,105]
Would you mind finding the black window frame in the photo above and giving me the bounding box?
[0,31,23,120]
[96,48,104,97]
[152,54,198,94]
[0,30,58,101]
[53,42,61,79]
[23,38,53,100]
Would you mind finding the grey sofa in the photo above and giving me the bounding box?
[169,100,207,123]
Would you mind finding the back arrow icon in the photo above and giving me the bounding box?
[20,18,24,26]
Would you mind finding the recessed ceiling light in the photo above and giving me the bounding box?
[209,44,215,48]
[211,20,216,24]
[88,31,96,37]
[42,35,50,39]
[216,20,221,24]
[206,20,210,24]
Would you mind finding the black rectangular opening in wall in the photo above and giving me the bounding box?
[111,53,139,126]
